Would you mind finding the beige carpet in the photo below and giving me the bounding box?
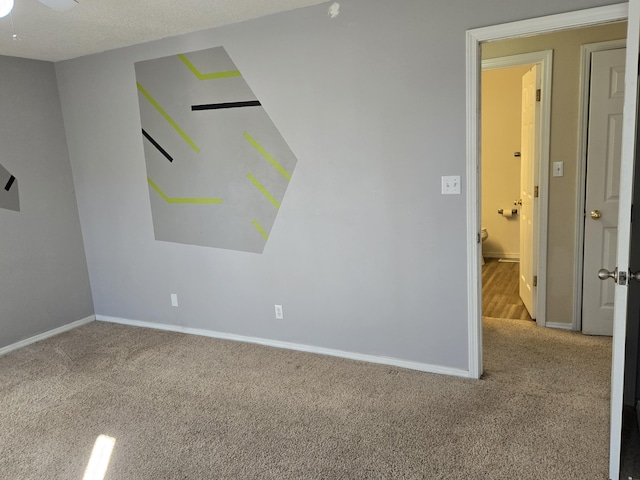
[0,318,612,479]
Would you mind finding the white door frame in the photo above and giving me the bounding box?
[466,2,628,380]
[609,0,640,475]
[573,39,628,331]
[468,4,638,479]
[481,51,552,328]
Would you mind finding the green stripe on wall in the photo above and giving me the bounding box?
[244,132,291,181]
[252,220,269,241]
[147,177,222,204]
[247,173,280,209]
[137,82,200,153]
[177,54,242,80]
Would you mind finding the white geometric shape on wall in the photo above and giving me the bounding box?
[135,46,297,253]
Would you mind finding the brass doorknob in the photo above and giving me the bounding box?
[590,210,602,219]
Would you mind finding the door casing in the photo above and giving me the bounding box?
[574,39,627,332]
[466,4,633,478]
[481,51,552,327]
[466,3,629,380]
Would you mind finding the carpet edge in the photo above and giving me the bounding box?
[95,314,471,379]
[0,315,96,357]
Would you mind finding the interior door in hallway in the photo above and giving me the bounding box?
[582,47,626,337]
[519,65,539,319]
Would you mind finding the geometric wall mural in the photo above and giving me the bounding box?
[135,46,298,253]
[0,162,19,212]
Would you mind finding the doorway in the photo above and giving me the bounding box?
[467,5,635,479]
[479,24,627,335]
[480,52,550,326]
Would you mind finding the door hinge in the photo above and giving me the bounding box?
[477,233,481,244]
[536,89,541,102]
[533,276,538,287]
[534,186,539,198]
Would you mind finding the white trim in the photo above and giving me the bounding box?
[0,315,95,357]
[484,252,520,260]
[466,4,628,375]
[466,6,629,378]
[610,1,639,478]
[95,315,470,379]
[468,3,633,478]
[466,19,483,380]
[573,39,627,332]
[535,55,551,330]
[468,4,628,42]
[481,49,552,329]
[545,322,574,331]
[482,50,551,71]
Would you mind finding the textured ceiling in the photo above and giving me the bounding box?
[0,0,328,62]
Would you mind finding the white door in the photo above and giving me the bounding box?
[609,1,640,477]
[582,48,626,337]
[519,66,539,319]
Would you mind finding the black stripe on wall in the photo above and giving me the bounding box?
[4,175,15,192]
[142,129,173,163]
[191,100,261,111]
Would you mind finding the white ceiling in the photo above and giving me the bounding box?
[0,0,328,62]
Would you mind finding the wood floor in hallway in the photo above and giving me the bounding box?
[482,258,532,321]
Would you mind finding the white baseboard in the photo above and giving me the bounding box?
[96,315,470,379]
[484,252,520,260]
[0,315,96,357]
[545,322,574,331]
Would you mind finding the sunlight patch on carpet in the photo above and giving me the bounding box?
[83,435,116,480]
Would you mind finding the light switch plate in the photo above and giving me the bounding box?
[553,161,564,177]
[442,176,461,195]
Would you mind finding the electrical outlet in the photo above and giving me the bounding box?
[441,175,461,194]
[275,304,283,319]
[170,294,178,307]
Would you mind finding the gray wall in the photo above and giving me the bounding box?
[55,0,620,372]
[0,56,94,349]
